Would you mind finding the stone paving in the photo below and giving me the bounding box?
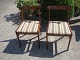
[0,0,80,60]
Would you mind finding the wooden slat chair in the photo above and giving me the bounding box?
[15,6,41,48]
[46,6,72,50]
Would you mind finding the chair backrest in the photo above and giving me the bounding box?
[19,6,41,21]
[47,6,71,21]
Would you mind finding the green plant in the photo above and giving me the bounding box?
[15,0,40,16]
[74,0,80,16]
[41,0,74,20]
[15,0,39,8]
[75,0,80,8]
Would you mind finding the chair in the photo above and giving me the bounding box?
[46,6,72,50]
[15,6,41,48]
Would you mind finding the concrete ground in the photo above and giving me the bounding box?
[0,0,80,60]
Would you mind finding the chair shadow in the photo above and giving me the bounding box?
[71,25,80,41]
[2,39,27,54]
[29,41,53,58]
[2,36,68,57]
[29,36,68,58]
[3,35,41,54]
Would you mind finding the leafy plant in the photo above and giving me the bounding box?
[75,0,80,8]
[41,0,74,20]
[74,0,80,16]
[15,0,39,8]
[15,0,40,17]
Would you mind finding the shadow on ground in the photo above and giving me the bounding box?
[69,19,80,24]
[4,12,41,25]
[4,12,21,25]
[3,13,80,57]
[2,35,40,54]
[69,16,80,41]
[69,16,80,24]
[29,38,67,58]
[2,39,27,54]
[71,25,80,41]
[2,36,67,58]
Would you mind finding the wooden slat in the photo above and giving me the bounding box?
[53,21,56,34]
[48,21,52,33]
[17,21,25,32]
[32,21,39,32]
[35,22,38,32]
[17,21,39,33]
[23,21,29,32]
[63,22,67,34]
[21,22,27,32]
[29,21,35,32]
[51,21,53,34]
[52,21,54,34]
[47,6,71,10]
[59,21,62,34]
[19,6,41,10]
[64,22,71,34]
[62,22,65,34]
[27,21,34,32]
[48,21,71,35]
[56,21,59,34]
[35,21,39,32]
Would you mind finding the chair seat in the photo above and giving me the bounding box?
[16,21,39,33]
[48,21,71,35]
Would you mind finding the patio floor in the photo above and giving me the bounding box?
[0,0,80,60]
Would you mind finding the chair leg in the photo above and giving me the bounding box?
[46,34,48,49]
[16,32,21,47]
[38,33,40,48]
[67,35,72,51]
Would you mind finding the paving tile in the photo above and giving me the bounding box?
[61,53,72,60]
[8,55,20,60]
[0,53,7,59]
[28,57,35,60]
[0,0,80,60]
[18,54,29,60]
[0,46,7,53]
[0,42,9,47]
[1,54,13,60]
[35,58,44,60]
[74,50,80,58]
[50,56,62,60]
[71,56,80,60]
